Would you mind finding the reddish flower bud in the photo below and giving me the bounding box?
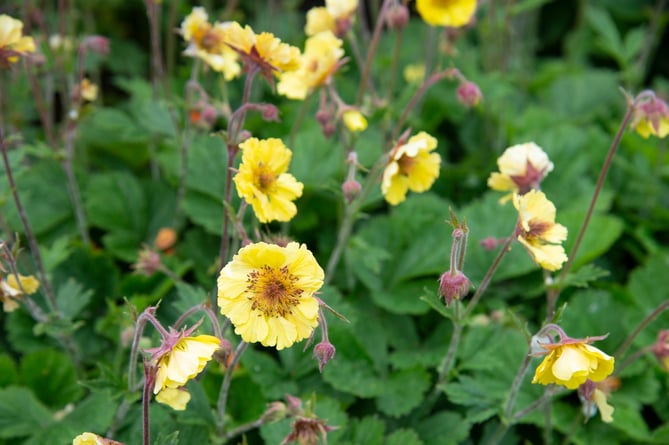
[261,104,280,122]
[342,179,361,203]
[81,35,110,55]
[385,4,409,30]
[313,341,336,372]
[456,81,482,108]
[438,270,471,306]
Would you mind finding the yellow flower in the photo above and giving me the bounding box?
[80,78,98,102]
[631,97,669,139]
[222,22,300,80]
[277,31,344,100]
[513,190,567,271]
[532,342,614,390]
[416,0,477,27]
[233,138,304,223]
[403,63,426,84]
[155,387,191,411]
[153,334,220,394]
[217,242,324,350]
[593,388,614,423]
[305,0,358,36]
[72,433,104,445]
[180,8,241,80]
[1,273,39,312]
[488,142,553,201]
[342,110,367,132]
[0,14,35,65]
[381,132,441,205]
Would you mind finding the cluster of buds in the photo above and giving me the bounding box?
[438,213,471,306]
[316,92,337,138]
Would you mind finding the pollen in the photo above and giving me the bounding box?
[246,265,303,317]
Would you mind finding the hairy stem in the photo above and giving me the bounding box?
[217,341,248,432]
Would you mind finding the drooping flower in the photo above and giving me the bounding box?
[513,190,567,271]
[532,332,614,390]
[221,22,300,82]
[72,432,124,445]
[488,142,553,201]
[277,31,344,100]
[631,96,669,139]
[179,7,241,80]
[233,138,304,223]
[578,379,617,423]
[342,109,367,132]
[0,273,39,312]
[151,332,221,394]
[217,242,324,350]
[416,0,477,28]
[305,0,358,37]
[381,131,441,205]
[79,78,98,102]
[155,387,191,411]
[0,14,35,66]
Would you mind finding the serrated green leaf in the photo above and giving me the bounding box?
[0,387,53,438]
[349,416,385,445]
[586,6,622,52]
[132,100,177,138]
[153,431,180,445]
[376,368,430,417]
[322,357,383,398]
[609,402,651,441]
[56,278,93,320]
[386,428,424,445]
[419,287,452,319]
[558,263,610,289]
[562,212,624,268]
[21,348,83,408]
[416,411,470,445]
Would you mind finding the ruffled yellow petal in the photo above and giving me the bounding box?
[416,0,477,27]
[156,387,191,411]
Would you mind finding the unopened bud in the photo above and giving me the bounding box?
[456,81,482,108]
[313,341,336,372]
[438,270,471,306]
[342,179,361,203]
[133,247,161,276]
[213,338,234,368]
[480,236,500,251]
[334,16,352,37]
[81,35,110,55]
[385,4,409,30]
[154,227,177,251]
[285,394,303,416]
[200,105,218,127]
[653,330,669,371]
[261,401,287,422]
[261,104,280,122]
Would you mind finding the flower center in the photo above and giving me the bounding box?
[511,161,546,194]
[256,165,277,192]
[246,265,303,317]
[397,154,416,176]
[523,220,551,241]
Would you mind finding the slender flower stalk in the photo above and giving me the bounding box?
[356,0,392,105]
[173,302,223,340]
[217,341,248,432]
[547,91,648,317]
[614,299,669,359]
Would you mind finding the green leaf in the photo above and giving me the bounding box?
[322,357,383,398]
[561,212,624,268]
[21,349,83,408]
[623,27,646,63]
[132,100,177,138]
[585,6,623,59]
[56,278,94,320]
[416,411,471,445]
[153,431,180,445]
[290,124,344,188]
[348,416,386,445]
[0,387,53,438]
[609,402,651,441]
[386,428,424,445]
[376,368,430,417]
[558,264,610,289]
[0,354,19,387]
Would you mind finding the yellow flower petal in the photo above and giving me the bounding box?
[153,335,220,393]
[593,388,614,423]
[156,387,191,411]
[416,0,477,27]
[532,343,614,389]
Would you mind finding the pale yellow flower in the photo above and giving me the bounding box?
[305,0,358,36]
[513,190,567,271]
[342,110,367,132]
[416,0,477,27]
[533,342,614,390]
[180,8,241,80]
[631,97,669,139]
[153,335,220,394]
[80,78,98,102]
[488,142,553,202]
[381,132,441,205]
[0,14,35,65]
[217,242,324,350]
[222,22,300,80]
[72,433,122,445]
[277,31,344,100]
[155,387,191,411]
[233,138,304,223]
[403,63,426,84]
[1,273,39,312]
[593,388,614,423]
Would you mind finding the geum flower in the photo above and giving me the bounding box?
[179,7,241,80]
[148,328,220,395]
[488,142,553,201]
[416,0,477,28]
[381,131,441,205]
[1,273,39,312]
[221,22,300,83]
[233,138,304,223]
[305,0,358,37]
[278,31,345,100]
[217,242,324,350]
[532,333,614,390]
[0,14,35,66]
[513,190,567,271]
[631,96,669,139]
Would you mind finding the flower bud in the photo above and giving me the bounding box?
[285,394,303,416]
[200,105,218,127]
[212,338,234,368]
[456,81,482,108]
[342,179,361,203]
[154,227,177,251]
[261,104,280,122]
[133,247,161,276]
[653,330,669,371]
[313,341,336,372]
[342,110,367,132]
[385,4,409,30]
[334,16,353,37]
[81,35,110,55]
[261,401,288,422]
[480,236,500,251]
[438,270,471,306]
